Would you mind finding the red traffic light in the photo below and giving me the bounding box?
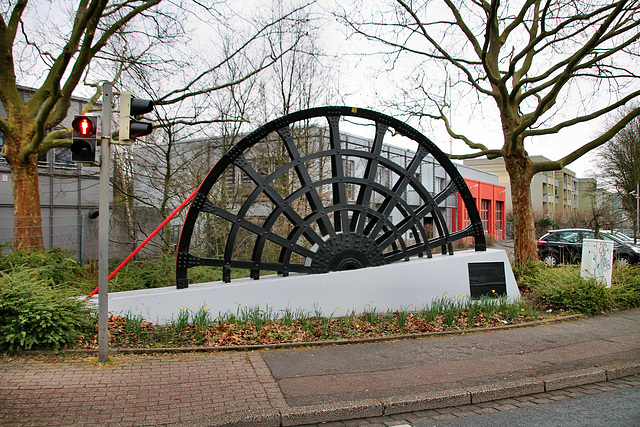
[72,116,97,137]
[71,115,98,164]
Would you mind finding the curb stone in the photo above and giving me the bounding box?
[281,399,384,426]
[542,366,607,391]
[217,362,640,426]
[605,360,640,380]
[467,377,545,403]
[192,409,282,427]
[381,388,470,415]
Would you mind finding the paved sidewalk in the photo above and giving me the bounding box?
[1,308,639,426]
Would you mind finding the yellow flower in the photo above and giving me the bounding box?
[203,307,207,311]
[180,307,184,311]
[356,324,360,329]
[454,296,458,300]
[491,290,496,294]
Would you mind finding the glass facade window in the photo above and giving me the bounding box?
[0,131,5,164]
[464,197,475,227]
[495,201,504,239]
[481,199,491,232]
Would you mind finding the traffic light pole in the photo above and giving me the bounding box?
[98,83,112,363]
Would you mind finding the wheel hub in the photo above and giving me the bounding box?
[306,232,386,274]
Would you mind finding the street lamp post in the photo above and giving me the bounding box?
[631,183,639,244]
[633,182,640,243]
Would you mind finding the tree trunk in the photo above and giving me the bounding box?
[10,156,45,250]
[504,154,537,266]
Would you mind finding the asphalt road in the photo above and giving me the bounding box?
[422,384,640,427]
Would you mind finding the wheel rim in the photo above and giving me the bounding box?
[617,257,630,266]
[176,107,486,287]
[544,254,557,267]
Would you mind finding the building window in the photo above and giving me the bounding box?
[344,159,356,202]
[0,131,5,164]
[414,172,422,183]
[481,199,491,233]
[495,201,504,239]
[54,147,75,168]
[464,198,475,227]
[225,166,236,186]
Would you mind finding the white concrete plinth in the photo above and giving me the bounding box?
[93,248,520,325]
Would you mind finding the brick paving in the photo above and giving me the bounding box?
[2,357,638,427]
[1,308,638,426]
[296,375,640,426]
[0,352,281,426]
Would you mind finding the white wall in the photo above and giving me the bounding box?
[98,249,520,325]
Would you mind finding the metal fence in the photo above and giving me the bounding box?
[0,213,98,262]
[0,208,164,262]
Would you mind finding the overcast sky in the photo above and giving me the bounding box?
[314,0,625,179]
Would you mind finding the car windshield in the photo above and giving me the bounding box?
[557,231,580,243]
[614,233,633,243]
[601,233,623,244]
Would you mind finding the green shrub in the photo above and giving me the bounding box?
[0,269,96,352]
[528,266,611,315]
[0,248,90,292]
[513,260,547,292]
[610,266,640,309]
[187,266,223,283]
[518,261,640,314]
[108,255,176,291]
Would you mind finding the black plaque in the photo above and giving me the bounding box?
[468,262,506,299]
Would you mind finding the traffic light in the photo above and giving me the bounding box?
[71,115,98,164]
[118,91,154,145]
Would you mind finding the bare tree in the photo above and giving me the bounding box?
[0,0,309,250]
[119,1,340,259]
[337,0,640,265]
[581,179,620,236]
[261,1,340,117]
[597,108,640,241]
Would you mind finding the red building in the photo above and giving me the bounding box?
[452,179,507,240]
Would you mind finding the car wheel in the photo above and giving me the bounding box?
[543,253,559,267]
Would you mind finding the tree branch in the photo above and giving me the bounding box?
[450,149,503,160]
[0,0,28,116]
[396,0,493,96]
[524,89,640,138]
[515,1,629,135]
[532,106,640,174]
[156,2,312,103]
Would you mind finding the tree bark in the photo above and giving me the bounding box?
[504,152,537,266]
[10,155,44,250]
[1,100,45,250]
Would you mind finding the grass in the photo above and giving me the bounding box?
[75,294,544,350]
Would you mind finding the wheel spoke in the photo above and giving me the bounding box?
[176,107,486,286]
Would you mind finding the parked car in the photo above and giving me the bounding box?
[537,228,640,267]
[611,231,635,244]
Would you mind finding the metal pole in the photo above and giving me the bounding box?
[636,183,639,244]
[98,83,112,363]
[49,153,54,248]
[77,163,83,265]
